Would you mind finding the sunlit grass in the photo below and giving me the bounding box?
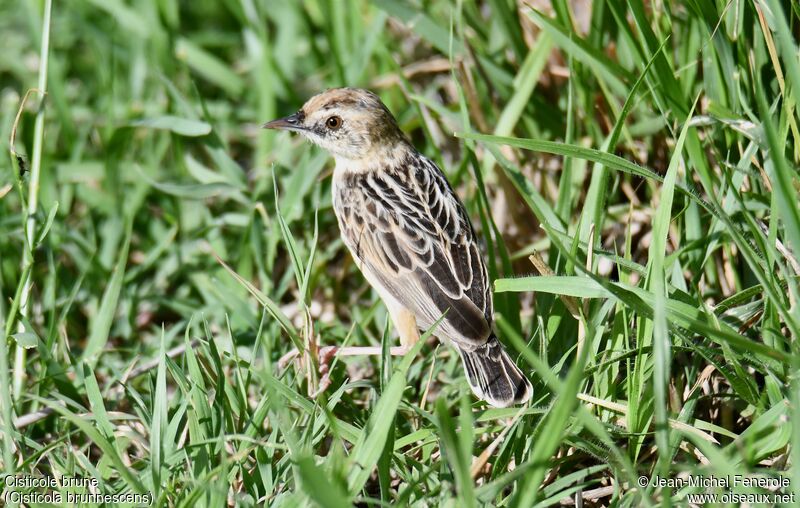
[1,0,799,505]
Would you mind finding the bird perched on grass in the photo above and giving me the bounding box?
[264,88,531,407]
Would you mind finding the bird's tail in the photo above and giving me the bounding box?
[459,334,532,408]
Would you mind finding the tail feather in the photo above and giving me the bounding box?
[459,334,532,407]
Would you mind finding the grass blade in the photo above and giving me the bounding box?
[82,220,131,363]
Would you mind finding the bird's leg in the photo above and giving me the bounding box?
[320,345,412,356]
[305,345,411,397]
[279,307,419,396]
[393,306,421,347]
[279,343,413,373]
[279,344,412,371]
[314,308,418,359]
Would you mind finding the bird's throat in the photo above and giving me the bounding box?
[333,142,414,176]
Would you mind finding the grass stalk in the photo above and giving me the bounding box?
[14,0,52,399]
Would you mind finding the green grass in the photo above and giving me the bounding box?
[2,0,800,505]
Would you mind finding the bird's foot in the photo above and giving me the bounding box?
[279,345,412,397]
[279,345,411,367]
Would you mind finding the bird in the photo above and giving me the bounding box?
[263,87,532,407]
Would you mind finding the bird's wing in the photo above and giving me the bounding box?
[335,154,492,350]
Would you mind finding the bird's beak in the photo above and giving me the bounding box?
[262,111,305,131]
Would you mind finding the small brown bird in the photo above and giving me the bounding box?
[264,88,531,407]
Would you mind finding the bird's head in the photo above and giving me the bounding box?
[263,88,409,163]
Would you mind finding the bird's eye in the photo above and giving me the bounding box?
[326,116,343,130]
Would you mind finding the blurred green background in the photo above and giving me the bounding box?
[2,0,800,506]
